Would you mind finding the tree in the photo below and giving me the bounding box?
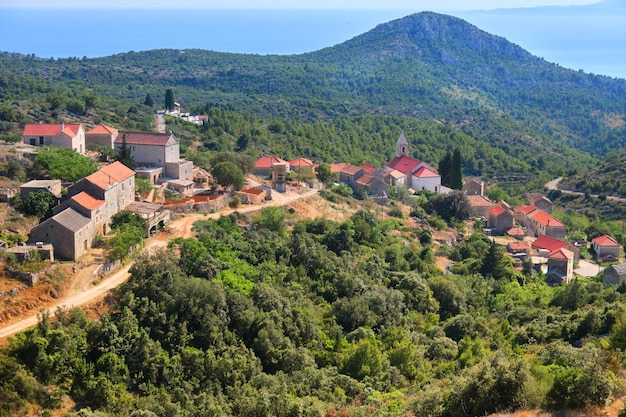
[211,161,245,190]
[164,88,175,111]
[438,151,452,187]
[424,190,472,222]
[115,134,136,170]
[143,93,155,107]
[110,211,146,232]
[316,163,334,184]
[14,190,55,219]
[449,148,463,190]
[32,147,99,182]
[210,152,254,175]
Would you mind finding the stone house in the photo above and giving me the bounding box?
[23,123,86,154]
[289,157,315,177]
[33,162,136,260]
[463,177,485,196]
[513,204,538,229]
[85,124,119,149]
[603,263,626,285]
[29,208,95,260]
[547,248,574,285]
[20,179,63,198]
[488,205,514,234]
[254,156,289,178]
[532,235,579,262]
[592,235,621,262]
[116,132,193,183]
[467,195,494,219]
[528,210,566,239]
[339,164,365,191]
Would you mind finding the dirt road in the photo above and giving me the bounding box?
[0,188,317,340]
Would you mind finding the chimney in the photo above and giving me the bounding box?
[60,122,64,131]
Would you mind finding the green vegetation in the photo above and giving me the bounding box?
[107,211,146,260]
[11,190,55,219]
[31,147,99,182]
[2,206,626,416]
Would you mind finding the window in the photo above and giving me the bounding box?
[39,136,44,145]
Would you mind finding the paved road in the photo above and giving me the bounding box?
[0,188,317,340]
[545,177,626,203]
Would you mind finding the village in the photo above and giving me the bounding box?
[0,119,620,299]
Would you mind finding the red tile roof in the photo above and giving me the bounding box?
[361,163,377,175]
[593,235,620,247]
[467,195,494,207]
[386,155,424,175]
[514,204,537,215]
[507,227,525,238]
[385,169,405,179]
[86,161,135,190]
[340,164,363,176]
[532,235,568,253]
[288,157,314,167]
[413,166,440,178]
[23,123,81,137]
[116,132,175,146]
[356,174,373,186]
[508,241,531,252]
[330,163,347,173]
[255,155,288,169]
[530,210,565,228]
[72,191,105,211]
[87,125,118,135]
[549,248,574,260]
[489,206,506,217]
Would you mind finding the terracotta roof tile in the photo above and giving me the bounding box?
[23,123,81,137]
[413,166,440,178]
[116,132,176,146]
[288,157,314,167]
[489,206,507,217]
[340,164,363,176]
[71,191,105,211]
[87,125,118,135]
[330,163,347,173]
[549,248,574,260]
[514,204,537,215]
[386,155,423,175]
[532,235,568,252]
[593,235,620,247]
[255,155,288,169]
[467,195,494,207]
[86,161,135,190]
[356,174,373,185]
[530,210,565,227]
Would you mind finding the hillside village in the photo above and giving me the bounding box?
[2,120,623,291]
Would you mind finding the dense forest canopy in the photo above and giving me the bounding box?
[3,208,626,416]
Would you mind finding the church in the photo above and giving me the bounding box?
[385,131,445,193]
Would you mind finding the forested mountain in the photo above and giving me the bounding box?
[1,12,625,162]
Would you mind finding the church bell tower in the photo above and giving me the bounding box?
[396,130,409,158]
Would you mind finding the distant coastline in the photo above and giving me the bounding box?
[1,7,624,79]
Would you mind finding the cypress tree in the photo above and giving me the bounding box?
[438,151,452,187]
[449,149,463,190]
[115,134,136,170]
[164,88,175,111]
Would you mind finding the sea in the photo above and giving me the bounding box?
[0,7,625,79]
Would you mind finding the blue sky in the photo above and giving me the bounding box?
[0,0,599,9]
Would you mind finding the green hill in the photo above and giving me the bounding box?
[2,12,626,181]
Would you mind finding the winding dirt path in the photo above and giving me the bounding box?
[0,188,317,340]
